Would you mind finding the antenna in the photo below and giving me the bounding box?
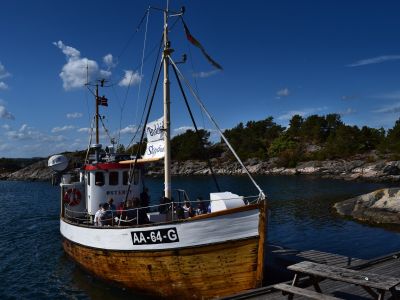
[86,63,89,86]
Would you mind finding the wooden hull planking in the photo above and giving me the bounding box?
[61,202,267,299]
[63,237,260,299]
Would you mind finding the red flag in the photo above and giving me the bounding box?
[182,20,222,70]
[97,96,108,107]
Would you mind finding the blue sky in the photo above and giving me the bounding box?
[1,1,400,158]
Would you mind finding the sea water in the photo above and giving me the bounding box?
[0,176,399,299]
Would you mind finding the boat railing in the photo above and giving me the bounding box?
[63,195,260,226]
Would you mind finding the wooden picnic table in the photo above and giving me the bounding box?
[285,261,400,300]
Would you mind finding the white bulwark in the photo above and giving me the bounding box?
[60,207,259,251]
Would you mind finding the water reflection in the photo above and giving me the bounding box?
[1,177,400,299]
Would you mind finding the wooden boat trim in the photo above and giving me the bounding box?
[62,234,259,253]
[119,157,163,164]
[255,199,267,287]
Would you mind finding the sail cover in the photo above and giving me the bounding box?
[143,117,165,160]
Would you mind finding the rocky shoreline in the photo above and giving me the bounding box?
[334,188,400,225]
[2,157,400,182]
[149,158,400,182]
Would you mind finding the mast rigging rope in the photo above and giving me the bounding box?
[119,57,164,226]
[171,61,221,192]
[117,9,150,149]
[169,57,266,200]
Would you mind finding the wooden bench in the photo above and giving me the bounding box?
[287,261,400,300]
[274,283,341,300]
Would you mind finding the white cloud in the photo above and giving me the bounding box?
[171,126,220,142]
[100,69,112,78]
[0,82,8,90]
[66,112,83,119]
[120,124,137,134]
[103,54,116,68]
[6,124,65,142]
[278,107,327,121]
[51,125,75,133]
[6,124,33,140]
[0,105,15,120]
[340,108,356,115]
[118,70,142,87]
[77,127,91,133]
[347,55,400,67]
[0,62,11,80]
[54,40,111,90]
[0,143,12,152]
[341,95,357,101]
[374,91,400,100]
[276,88,290,99]
[173,126,194,136]
[1,124,10,130]
[192,70,220,78]
[373,102,400,114]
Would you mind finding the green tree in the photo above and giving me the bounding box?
[358,126,385,151]
[324,125,361,158]
[171,129,211,161]
[300,115,328,143]
[386,119,400,153]
[126,140,147,157]
[287,114,303,138]
[224,116,284,160]
[268,134,302,167]
[325,113,343,136]
[116,144,126,153]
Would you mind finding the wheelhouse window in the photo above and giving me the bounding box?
[122,170,139,185]
[123,171,128,185]
[95,172,104,186]
[109,171,118,186]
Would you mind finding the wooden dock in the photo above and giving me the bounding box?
[222,245,400,300]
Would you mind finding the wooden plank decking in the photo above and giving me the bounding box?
[273,283,342,300]
[222,247,400,300]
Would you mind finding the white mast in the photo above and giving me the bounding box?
[163,9,173,199]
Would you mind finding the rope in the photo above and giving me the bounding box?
[99,115,113,144]
[171,61,221,192]
[118,57,164,226]
[135,9,150,137]
[169,57,266,201]
[84,116,95,163]
[117,9,150,149]
[126,34,164,150]
[116,8,150,61]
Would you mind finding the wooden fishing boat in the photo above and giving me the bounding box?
[49,5,267,299]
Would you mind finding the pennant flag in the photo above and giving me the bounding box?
[97,96,108,107]
[182,20,223,70]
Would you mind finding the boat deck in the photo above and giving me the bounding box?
[223,246,400,300]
